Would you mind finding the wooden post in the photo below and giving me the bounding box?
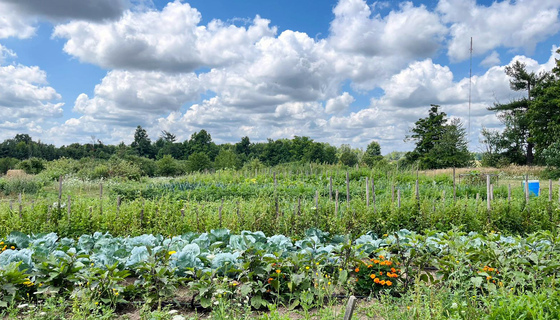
[329,176,333,201]
[397,189,401,208]
[117,196,121,215]
[343,296,357,320]
[415,179,419,201]
[99,183,103,215]
[219,198,224,228]
[274,172,277,188]
[346,171,350,204]
[453,167,456,202]
[315,190,319,219]
[18,193,22,219]
[67,195,71,221]
[196,206,200,231]
[335,190,339,218]
[391,185,395,204]
[371,177,376,214]
[549,179,552,202]
[490,184,494,201]
[58,175,63,211]
[140,200,144,223]
[365,177,369,208]
[525,175,529,204]
[476,193,479,209]
[181,208,185,218]
[442,190,445,203]
[487,175,491,211]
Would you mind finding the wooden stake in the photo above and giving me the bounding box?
[219,198,224,228]
[397,189,401,208]
[335,190,339,218]
[525,175,529,204]
[549,179,552,202]
[18,193,22,219]
[346,171,350,204]
[371,177,376,214]
[99,183,103,215]
[67,195,71,221]
[415,179,419,201]
[453,167,456,202]
[365,177,369,208]
[487,175,491,211]
[343,296,357,320]
[329,176,333,201]
[391,185,395,204]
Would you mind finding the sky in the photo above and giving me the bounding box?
[0,0,559,154]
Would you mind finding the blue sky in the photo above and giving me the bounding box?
[0,0,559,153]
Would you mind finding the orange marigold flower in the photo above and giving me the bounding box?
[379,271,383,275]
[487,276,492,280]
[386,280,392,286]
[379,255,385,260]
[355,267,360,273]
[370,274,376,279]
[386,261,392,266]
[276,269,281,274]
[391,268,396,273]
[368,264,373,268]
[374,278,380,283]
[380,280,386,285]
[374,259,380,264]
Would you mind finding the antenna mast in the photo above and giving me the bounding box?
[468,37,473,146]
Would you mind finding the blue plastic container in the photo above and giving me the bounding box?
[522,180,540,196]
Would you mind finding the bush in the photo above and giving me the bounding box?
[0,158,19,175]
[187,152,212,172]
[16,157,45,175]
[156,155,179,177]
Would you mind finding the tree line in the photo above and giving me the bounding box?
[0,130,385,176]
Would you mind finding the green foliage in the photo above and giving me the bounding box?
[0,158,19,175]
[339,150,358,167]
[406,105,472,169]
[156,155,179,177]
[17,158,46,175]
[214,149,241,170]
[187,152,213,172]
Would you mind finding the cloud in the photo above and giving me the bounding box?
[0,50,63,140]
[72,70,202,127]
[0,3,36,39]
[438,0,560,61]
[53,1,276,72]
[326,92,355,113]
[0,0,132,22]
[329,0,447,58]
[480,51,500,67]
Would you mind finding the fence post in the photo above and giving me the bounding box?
[453,167,456,202]
[346,172,350,204]
[486,175,491,211]
[365,177,369,208]
[343,296,357,320]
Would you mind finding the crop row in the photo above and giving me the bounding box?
[1,227,559,314]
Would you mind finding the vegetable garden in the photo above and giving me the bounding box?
[1,164,560,319]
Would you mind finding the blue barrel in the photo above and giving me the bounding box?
[522,180,540,196]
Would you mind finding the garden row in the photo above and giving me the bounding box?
[1,227,559,318]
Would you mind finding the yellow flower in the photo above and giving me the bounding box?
[339,268,343,272]
[305,266,310,270]
[168,251,177,255]
[328,282,331,285]
[10,246,15,249]
[316,262,319,265]
[276,269,281,274]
